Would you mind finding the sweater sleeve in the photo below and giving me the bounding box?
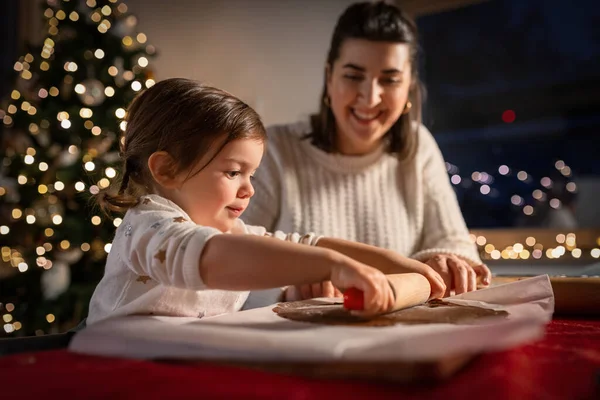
[242,220,322,246]
[410,126,482,266]
[242,125,284,231]
[124,205,222,290]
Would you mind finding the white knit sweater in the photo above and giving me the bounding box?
[243,121,481,266]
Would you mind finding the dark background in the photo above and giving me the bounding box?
[418,0,600,228]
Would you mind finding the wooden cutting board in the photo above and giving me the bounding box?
[164,353,476,383]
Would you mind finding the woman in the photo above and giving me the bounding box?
[243,1,490,297]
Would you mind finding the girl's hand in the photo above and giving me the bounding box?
[330,259,395,317]
[425,254,491,296]
[285,281,343,301]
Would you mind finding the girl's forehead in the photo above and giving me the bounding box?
[215,138,265,160]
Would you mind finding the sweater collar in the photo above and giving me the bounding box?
[298,130,390,174]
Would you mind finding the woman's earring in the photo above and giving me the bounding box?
[323,96,331,108]
[402,101,412,115]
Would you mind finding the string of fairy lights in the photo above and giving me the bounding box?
[0,0,154,334]
[445,159,577,216]
[470,232,600,261]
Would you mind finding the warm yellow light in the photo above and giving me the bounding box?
[91,216,102,225]
[105,86,115,97]
[131,81,142,91]
[85,161,96,171]
[17,175,27,185]
[104,243,112,253]
[75,84,86,94]
[46,314,55,323]
[572,248,582,259]
[101,5,112,15]
[94,49,105,59]
[84,120,94,129]
[525,236,536,246]
[113,218,122,227]
[98,178,110,189]
[24,155,34,164]
[0,226,10,235]
[60,240,70,250]
[513,243,524,253]
[523,205,534,215]
[75,182,86,191]
[38,185,48,194]
[55,10,66,20]
[115,108,126,118]
[591,249,600,259]
[137,56,149,68]
[108,66,118,76]
[11,90,20,100]
[556,234,566,243]
[49,87,59,96]
[61,120,71,129]
[52,215,63,225]
[105,167,117,178]
[81,243,91,252]
[91,126,102,136]
[80,108,93,118]
[122,36,133,46]
[145,79,156,88]
[69,11,79,21]
[12,209,23,219]
[123,71,134,81]
[44,228,54,237]
[18,263,28,272]
[120,121,127,131]
[25,215,36,224]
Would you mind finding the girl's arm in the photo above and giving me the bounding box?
[199,234,395,316]
[315,237,446,299]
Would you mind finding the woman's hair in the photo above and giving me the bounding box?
[309,1,422,161]
[96,78,266,215]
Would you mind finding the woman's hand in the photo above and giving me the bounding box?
[425,254,491,296]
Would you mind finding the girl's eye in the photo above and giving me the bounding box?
[226,171,241,178]
[343,75,363,82]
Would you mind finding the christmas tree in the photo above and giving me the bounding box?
[0,0,156,337]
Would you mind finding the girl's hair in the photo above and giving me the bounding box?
[308,1,422,161]
[96,78,266,215]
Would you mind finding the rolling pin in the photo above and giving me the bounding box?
[344,273,431,312]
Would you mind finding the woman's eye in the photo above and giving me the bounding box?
[343,75,363,81]
[382,78,402,85]
[226,171,241,178]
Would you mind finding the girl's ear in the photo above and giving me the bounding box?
[147,151,181,189]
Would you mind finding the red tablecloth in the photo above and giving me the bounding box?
[1,318,598,399]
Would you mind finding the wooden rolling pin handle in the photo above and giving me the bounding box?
[343,273,432,312]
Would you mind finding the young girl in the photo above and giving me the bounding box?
[87,78,446,325]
